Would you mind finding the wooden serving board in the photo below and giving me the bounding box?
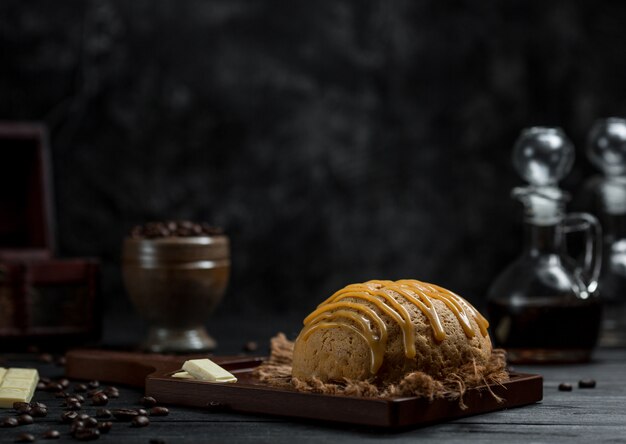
[65,349,543,428]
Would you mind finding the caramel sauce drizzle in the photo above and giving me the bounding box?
[300,279,489,374]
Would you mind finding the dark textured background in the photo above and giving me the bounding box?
[2,0,626,325]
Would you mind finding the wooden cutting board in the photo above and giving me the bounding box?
[65,349,543,428]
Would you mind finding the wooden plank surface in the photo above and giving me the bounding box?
[1,319,625,443]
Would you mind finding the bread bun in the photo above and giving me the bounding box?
[292,279,491,383]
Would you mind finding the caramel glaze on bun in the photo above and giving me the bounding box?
[292,279,492,383]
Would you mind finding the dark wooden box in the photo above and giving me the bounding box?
[0,122,100,349]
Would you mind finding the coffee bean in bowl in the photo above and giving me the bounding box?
[130,221,223,239]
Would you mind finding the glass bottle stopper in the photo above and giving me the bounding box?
[587,118,626,214]
[587,118,626,177]
[512,127,575,187]
[511,127,574,224]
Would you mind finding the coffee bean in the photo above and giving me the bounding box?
[84,417,98,428]
[74,384,88,393]
[558,383,573,392]
[17,414,34,425]
[58,379,70,389]
[2,417,19,427]
[77,414,90,421]
[40,378,51,384]
[131,415,149,427]
[71,420,85,433]
[176,227,192,236]
[97,421,112,434]
[150,407,169,416]
[54,392,67,398]
[46,382,63,392]
[111,409,139,421]
[136,409,148,416]
[131,226,144,237]
[30,402,46,410]
[131,221,223,238]
[579,379,597,388]
[103,387,119,398]
[36,382,47,391]
[65,400,82,411]
[15,432,35,442]
[243,341,258,352]
[201,223,222,235]
[75,395,85,403]
[73,428,100,441]
[140,396,157,408]
[95,409,111,419]
[60,411,79,423]
[13,402,32,414]
[88,380,100,389]
[92,393,108,406]
[55,357,66,367]
[42,429,60,439]
[31,406,47,417]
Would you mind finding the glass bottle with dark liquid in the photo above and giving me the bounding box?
[487,127,603,363]
[586,118,626,347]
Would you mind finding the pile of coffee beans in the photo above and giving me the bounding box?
[130,221,223,239]
[3,376,171,442]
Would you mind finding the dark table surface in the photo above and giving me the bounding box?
[1,314,626,443]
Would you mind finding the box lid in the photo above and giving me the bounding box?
[0,122,55,261]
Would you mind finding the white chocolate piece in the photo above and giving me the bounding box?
[0,367,39,408]
[172,371,195,379]
[182,359,237,383]
[1,379,33,390]
[6,368,38,379]
[0,388,31,408]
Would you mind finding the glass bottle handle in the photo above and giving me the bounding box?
[563,212,602,294]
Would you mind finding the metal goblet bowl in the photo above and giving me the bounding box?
[122,235,229,353]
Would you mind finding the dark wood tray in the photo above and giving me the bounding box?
[65,349,543,428]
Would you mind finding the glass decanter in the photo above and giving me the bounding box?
[487,127,603,363]
[586,117,626,346]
